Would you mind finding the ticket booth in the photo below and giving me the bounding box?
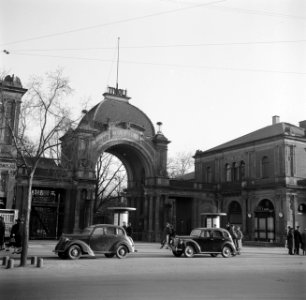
[201,213,227,228]
[107,207,136,226]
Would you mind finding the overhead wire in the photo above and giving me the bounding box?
[160,0,306,21]
[9,39,306,53]
[0,0,226,47]
[11,52,306,76]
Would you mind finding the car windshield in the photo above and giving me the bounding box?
[190,229,201,237]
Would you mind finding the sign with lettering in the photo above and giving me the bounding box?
[96,128,143,145]
[0,162,16,170]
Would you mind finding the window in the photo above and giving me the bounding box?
[117,228,125,236]
[225,164,231,182]
[92,227,105,236]
[190,229,201,237]
[223,231,230,238]
[104,227,116,235]
[289,145,295,176]
[239,161,246,180]
[211,230,222,238]
[232,162,239,182]
[261,156,269,178]
[206,167,212,183]
[201,230,211,238]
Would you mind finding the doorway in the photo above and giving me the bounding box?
[254,199,275,241]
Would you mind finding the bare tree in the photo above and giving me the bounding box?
[167,151,194,178]
[4,69,73,266]
[93,153,127,221]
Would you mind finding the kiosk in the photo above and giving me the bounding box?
[107,207,136,226]
[201,212,227,228]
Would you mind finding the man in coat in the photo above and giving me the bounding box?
[287,227,295,255]
[294,226,302,255]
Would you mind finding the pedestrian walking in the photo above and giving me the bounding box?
[160,222,171,249]
[0,216,5,250]
[169,224,176,246]
[301,228,306,256]
[286,227,295,255]
[294,226,302,255]
[235,225,243,254]
[228,224,238,251]
[10,218,23,254]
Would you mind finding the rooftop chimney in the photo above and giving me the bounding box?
[299,120,306,129]
[272,115,280,125]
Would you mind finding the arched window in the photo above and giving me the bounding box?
[228,201,242,225]
[261,156,269,178]
[239,161,246,180]
[232,162,239,182]
[225,164,231,182]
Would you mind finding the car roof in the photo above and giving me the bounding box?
[86,224,123,229]
[192,227,227,232]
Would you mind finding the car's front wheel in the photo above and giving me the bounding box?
[67,245,82,260]
[221,246,232,258]
[116,245,128,259]
[172,250,183,257]
[184,245,195,258]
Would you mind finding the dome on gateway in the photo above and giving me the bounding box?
[78,87,155,137]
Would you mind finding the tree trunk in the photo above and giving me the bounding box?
[20,171,34,267]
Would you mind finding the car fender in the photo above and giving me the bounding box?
[222,242,236,253]
[65,240,95,256]
[111,241,132,253]
[182,239,201,253]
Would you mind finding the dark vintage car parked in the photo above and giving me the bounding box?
[171,227,237,258]
[54,224,136,260]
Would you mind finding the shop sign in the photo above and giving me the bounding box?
[0,162,16,170]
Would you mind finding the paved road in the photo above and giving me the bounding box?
[0,241,305,300]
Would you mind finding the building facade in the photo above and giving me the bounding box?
[194,116,306,244]
[0,75,27,209]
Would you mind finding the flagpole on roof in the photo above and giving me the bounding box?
[116,37,120,91]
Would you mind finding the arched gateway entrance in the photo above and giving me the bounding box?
[61,87,170,241]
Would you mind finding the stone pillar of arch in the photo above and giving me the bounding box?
[73,188,82,232]
[63,188,72,233]
[148,195,154,242]
[154,195,161,241]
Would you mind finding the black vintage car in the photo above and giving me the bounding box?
[54,224,136,260]
[171,227,237,258]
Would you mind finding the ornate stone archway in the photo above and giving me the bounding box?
[61,87,170,241]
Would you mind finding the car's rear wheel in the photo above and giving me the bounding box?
[172,250,183,257]
[116,245,128,259]
[184,245,195,258]
[210,253,218,257]
[67,245,82,260]
[105,253,115,258]
[221,246,232,258]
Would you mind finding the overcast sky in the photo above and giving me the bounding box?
[1,0,305,157]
